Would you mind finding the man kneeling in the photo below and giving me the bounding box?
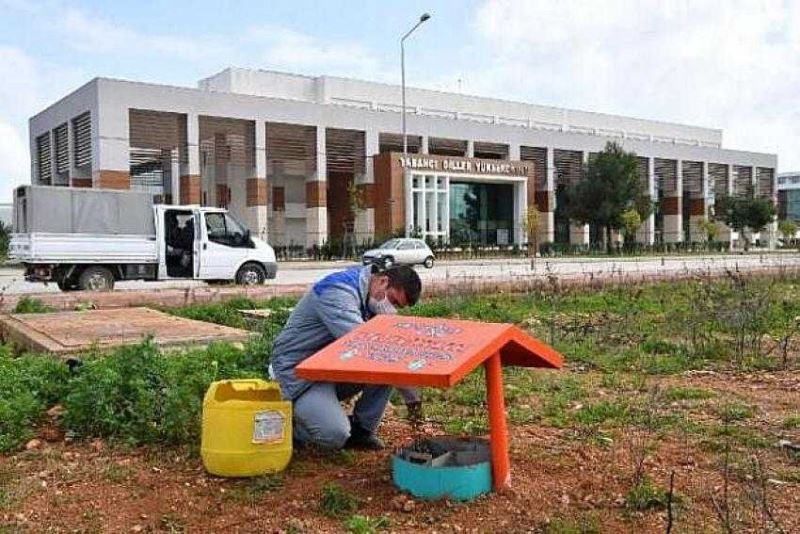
[269,264,422,450]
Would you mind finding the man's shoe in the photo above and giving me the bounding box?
[345,420,385,450]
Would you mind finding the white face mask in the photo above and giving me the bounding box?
[368,295,397,315]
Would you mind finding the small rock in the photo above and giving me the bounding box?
[403,500,416,513]
[25,439,42,450]
[131,525,144,533]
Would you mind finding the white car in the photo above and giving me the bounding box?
[362,238,435,269]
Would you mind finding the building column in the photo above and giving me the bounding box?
[509,144,520,161]
[180,113,201,204]
[95,106,131,189]
[636,157,656,245]
[242,121,268,240]
[355,128,378,243]
[420,135,429,155]
[570,152,589,246]
[306,125,328,248]
[466,140,474,158]
[516,179,527,245]
[663,159,683,243]
[538,147,555,244]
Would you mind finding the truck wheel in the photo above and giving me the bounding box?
[235,263,266,286]
[56,279,77,291]
[78,266,115,292]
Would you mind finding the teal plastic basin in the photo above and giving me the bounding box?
[392,437,491,501]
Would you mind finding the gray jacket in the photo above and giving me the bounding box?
[270,265,419,403]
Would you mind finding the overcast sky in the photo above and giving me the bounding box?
[1,0,798,202]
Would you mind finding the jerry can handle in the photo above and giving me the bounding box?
[228,379,270,391]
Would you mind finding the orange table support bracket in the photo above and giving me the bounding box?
[296,315,564,491]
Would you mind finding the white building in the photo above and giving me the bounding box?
[29,68,777,249]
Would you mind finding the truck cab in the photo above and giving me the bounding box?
[158,205,277,284]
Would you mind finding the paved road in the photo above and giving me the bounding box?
[1,253,799,295]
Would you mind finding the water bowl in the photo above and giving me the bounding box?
[391,436,491,501]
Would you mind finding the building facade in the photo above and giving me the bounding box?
[778,172,800,222]
[29,68,778,248]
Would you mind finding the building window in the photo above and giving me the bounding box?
[72,112,92,168]
[53,123,69,185]
[35,133,52,185]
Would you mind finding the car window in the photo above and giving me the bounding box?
[205,213,226,240]
[205,212,248,247]
[398,241,415,250]
[380,239,400,249]
[414,241,426,249]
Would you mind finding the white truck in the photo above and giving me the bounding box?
[9,185,278,291]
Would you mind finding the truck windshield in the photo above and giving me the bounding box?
[205,212,249,248]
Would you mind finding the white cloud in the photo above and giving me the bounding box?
[0,118,30,195]
[469,0,800,169]
[241,26,391,81]
[57,8,235,63]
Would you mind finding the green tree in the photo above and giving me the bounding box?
[778,220,797,244]
[697,218,720,244]
[712,195,776,250]
[565,142,652,253]
[620,209,642,250]
[521,206,541,257]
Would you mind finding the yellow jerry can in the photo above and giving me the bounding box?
[201,379,292,477]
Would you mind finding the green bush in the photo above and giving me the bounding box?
[13,297,55,314]
[62,338,274,446]
[0,348,70,452]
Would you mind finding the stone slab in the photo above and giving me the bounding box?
[0,307,252,356]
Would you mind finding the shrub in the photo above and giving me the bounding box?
[0,348,69,452]
[13,297,54,314]
[320,483,360,519]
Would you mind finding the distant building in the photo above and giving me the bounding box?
[778,172,800,221]
[29,68,777,248]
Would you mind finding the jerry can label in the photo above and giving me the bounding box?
[253,411,285,444]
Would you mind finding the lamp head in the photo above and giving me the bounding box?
[420,13,431,22]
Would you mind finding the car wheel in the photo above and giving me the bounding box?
[235,263,266,286]
[78,266,115,292]
[423,256,435,269]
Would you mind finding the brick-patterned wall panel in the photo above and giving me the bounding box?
[216,184,231,208]
[180,175,201,204]
[357,183,376,208]
[661,196,680,215]
[689,198,706,216]
[272,186,285,211]
[72,178,93,188]
[97,171,131,190]
[535,190,553,212]
[305,181,327,208]
[246,178,268,206]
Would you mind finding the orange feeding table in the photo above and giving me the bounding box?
[295,315,564,490]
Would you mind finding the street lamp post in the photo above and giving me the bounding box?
[401,12,431,237]
[401,13,431,156]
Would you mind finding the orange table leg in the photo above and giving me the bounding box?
[484,352,510,490]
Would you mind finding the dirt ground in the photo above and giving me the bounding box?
[2,369,798,534]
